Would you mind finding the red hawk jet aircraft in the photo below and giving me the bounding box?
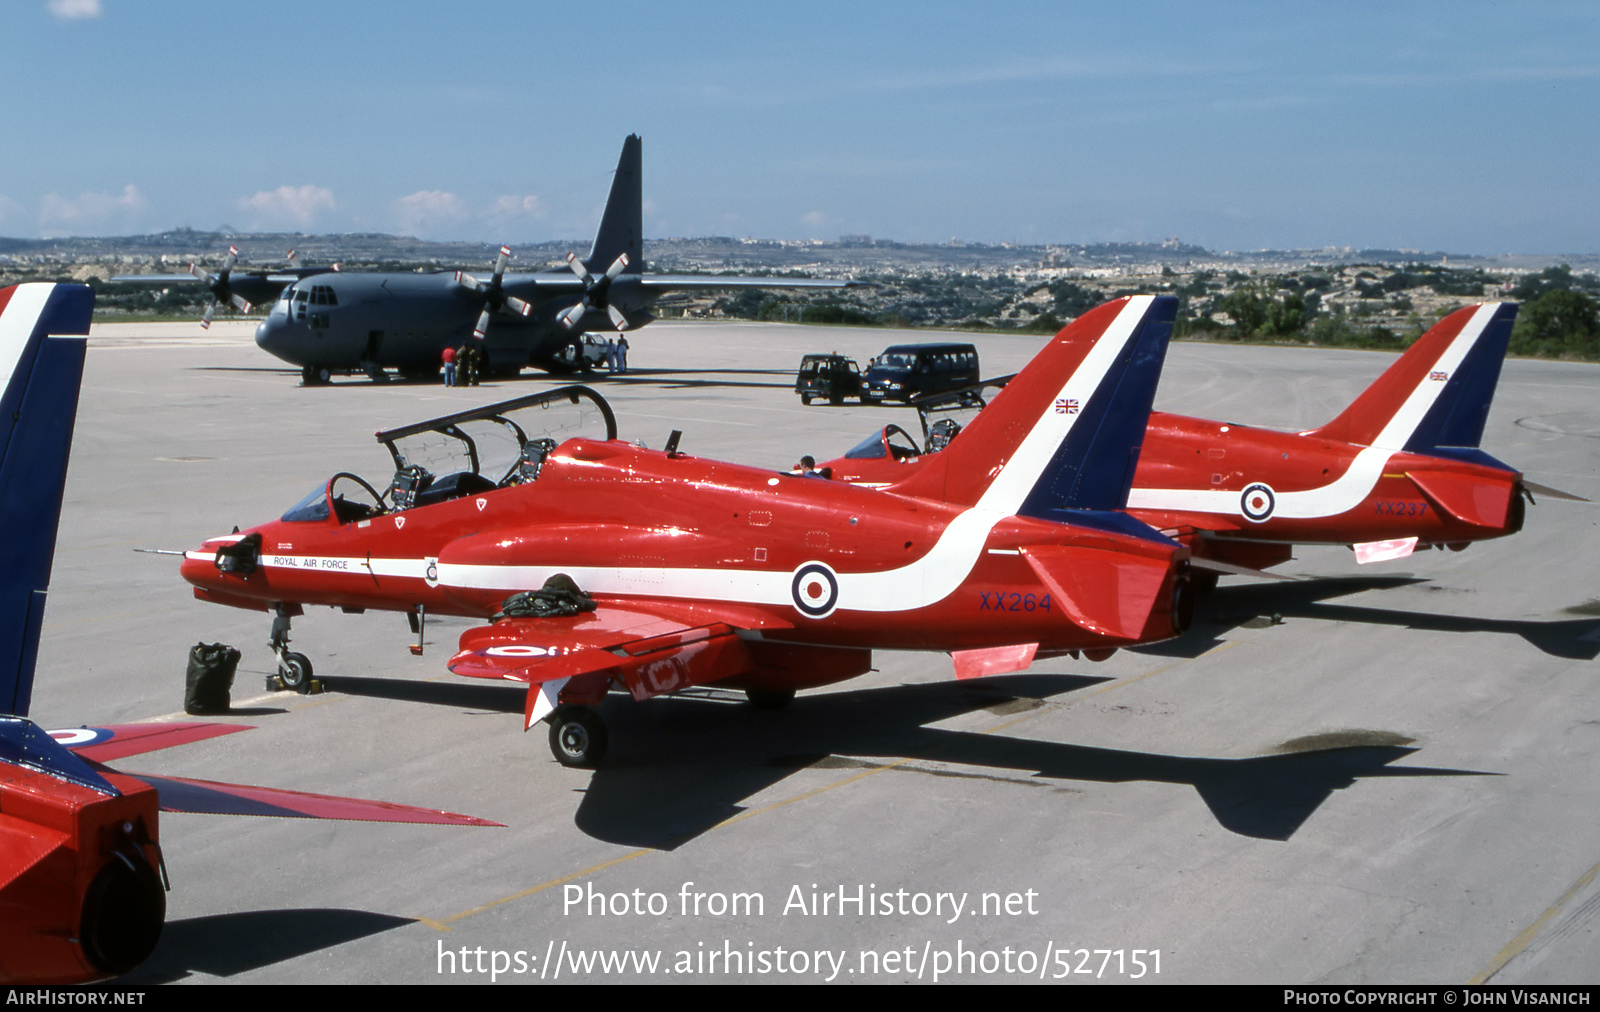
[825,302,1572,582]
[0,284,496,986]
[180,295,1195,767]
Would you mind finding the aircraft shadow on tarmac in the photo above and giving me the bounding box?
[197,363,800,392]
[115,908,413,983]
[1140,575,1600,661]
[317,670,1489,848]
[561,674,1489,848]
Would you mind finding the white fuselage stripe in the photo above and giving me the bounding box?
[1125,302,1501,522]
[446,504,1015,612]
[1126,446,1397,520]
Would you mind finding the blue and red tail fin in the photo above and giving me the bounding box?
[0,284,93,718]
[889,295,1177,527]
[1304,302,1518,463]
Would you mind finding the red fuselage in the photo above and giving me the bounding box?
[1128,411,1522,561]
[826,411,1522,570]
[182,438,1189,661]
[0,763,163,984]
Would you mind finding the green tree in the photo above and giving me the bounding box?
[1510,288,1600,357]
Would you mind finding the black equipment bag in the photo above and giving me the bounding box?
[184,642,240,715]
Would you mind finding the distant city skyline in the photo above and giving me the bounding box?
[4,1,1596,254]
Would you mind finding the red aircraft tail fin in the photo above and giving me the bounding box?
[887,295,1176,513]
[1305,302,1517,453]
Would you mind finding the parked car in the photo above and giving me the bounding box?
[551,334,611,373]
[795,353,866,405]
[862,343,980,403]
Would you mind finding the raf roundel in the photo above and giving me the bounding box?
[1240,481,1277,523]
[790,561,840,619]
[47,726,112,747]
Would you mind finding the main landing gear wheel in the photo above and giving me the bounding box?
[278,651,314,693]
[548,706,608,767]
[745,687,795,710]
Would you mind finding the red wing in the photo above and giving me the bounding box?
[449,602,784,726]
[50,722,251,762]
[127,774,501,826]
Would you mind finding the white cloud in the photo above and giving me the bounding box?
[395,189,468,236]
[238,185,336,228]
[46,0,102,20]
[485,194,543,228]
[39,184,145,234]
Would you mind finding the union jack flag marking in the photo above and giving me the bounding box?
[1055,398,1079,415]
[1429,370,1449,381]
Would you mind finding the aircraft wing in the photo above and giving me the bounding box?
[499,273,857,295]
[52,722,251,762]
[450,601,792,729]
[125,774,500,825]
[634,275,858,290]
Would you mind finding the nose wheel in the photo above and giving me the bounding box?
[268,605,317,693]
[547,706,608,768]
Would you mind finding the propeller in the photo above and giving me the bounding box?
[558,251,636,331]
[287,249,341,273]
[454,245,532,341]
[188,246,253,329]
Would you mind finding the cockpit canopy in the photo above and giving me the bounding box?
[280,386,618,522]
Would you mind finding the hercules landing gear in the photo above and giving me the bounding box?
[547,706,608,768]
[267,605,317,694]
[301,364,332,385]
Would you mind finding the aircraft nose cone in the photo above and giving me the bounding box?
[178,551,211,588]
[255,317,297,363]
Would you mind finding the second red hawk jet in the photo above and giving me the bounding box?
[825,302,1573,581]
[180,296,1194,766]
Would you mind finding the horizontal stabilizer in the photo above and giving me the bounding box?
[1019,545,1169,641]
[131,774,501,826]
[1407,469,1515,529]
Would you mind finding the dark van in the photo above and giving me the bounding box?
[862,343,980,403]
[795,353,866,405]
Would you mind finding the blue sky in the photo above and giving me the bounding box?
[3,1,1596,253]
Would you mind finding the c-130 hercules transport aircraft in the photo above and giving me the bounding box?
[243,134,858,384]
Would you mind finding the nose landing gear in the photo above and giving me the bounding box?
[267,604,316,693]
